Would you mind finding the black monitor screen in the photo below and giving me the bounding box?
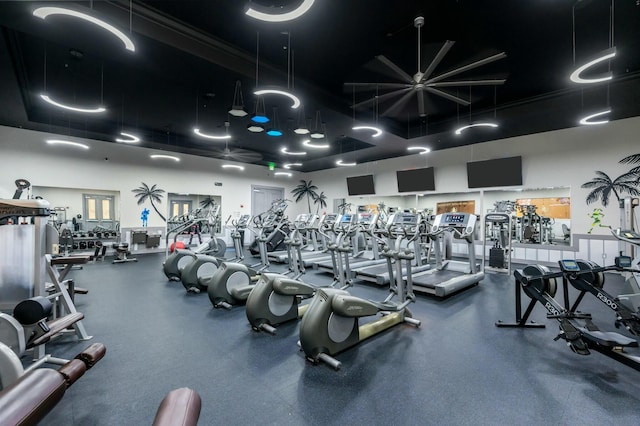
[466,156,522,188]
[347,175,375,196]
[396,167,436,192]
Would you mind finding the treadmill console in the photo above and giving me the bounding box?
[357,212,378,230]
[320,213,339,229]
[432,212,477,234]
[295,214,310,228]
[388,213,419,235]
[306,214,320,229]
[237,214,251,227]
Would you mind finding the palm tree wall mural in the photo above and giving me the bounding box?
[581,170,640,207]
[314,191,327,214]
[291,180,320,213]
[132,182,167,222]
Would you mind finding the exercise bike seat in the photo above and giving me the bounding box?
[332,295,380,318]
[272,277,315,296]
[578,328,639,347]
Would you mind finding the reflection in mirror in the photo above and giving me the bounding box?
[167,193,223,238]
[32,186,121,234]
[484,187,571,246]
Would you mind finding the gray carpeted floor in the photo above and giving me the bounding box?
[30,252,640,425]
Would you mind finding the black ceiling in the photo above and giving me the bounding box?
[0,1,639,172]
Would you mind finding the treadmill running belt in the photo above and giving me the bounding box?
[412,269,464,288]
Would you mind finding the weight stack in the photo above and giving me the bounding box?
[489,247,505,268]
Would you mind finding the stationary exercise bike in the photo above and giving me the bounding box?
[298,212,422,370]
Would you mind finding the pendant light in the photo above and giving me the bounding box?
[228,80,248,117]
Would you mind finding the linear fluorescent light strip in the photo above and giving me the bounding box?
[245,0,315,23]
[407,146,431,155]
[222,164,244,170]
[302,139,329,149]
[33,7,135,52]
[115,132,140,143]
[281,147,307,156]
[193,128,231,140]
[254,89,301,109]
[579,109,611,125]
[40,94,105,113]
[274,172,292,177]
[352,126,383,137]
[150,154,180,162]
[283,163,302,169]
[569,48,616,84]
[46,139,89,149]
[454,122,498,135]
[335,160,356,166]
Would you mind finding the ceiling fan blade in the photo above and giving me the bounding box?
[424,87,470,106]
[351,88,412,109]
[231,151,263,162]
[421,40,455,82]
[426,52,507,84]
[344,82,413,93]
[380,89,415,117]
[417,90,426,117]
[211,148,262,163]
[429,79,507,87]
[375,55,414,83]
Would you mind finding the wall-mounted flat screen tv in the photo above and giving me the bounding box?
[346,175,375,196]
[396,167,436,192]
[466,156,523,188]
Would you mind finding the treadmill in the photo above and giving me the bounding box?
[353,212,431,285]
[267,214,316,263]
[408,212,484,297]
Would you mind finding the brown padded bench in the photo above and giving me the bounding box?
[13,297,85,349]
[152,387,202,426]
[0,343,106,426]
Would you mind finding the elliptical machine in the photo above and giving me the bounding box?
[204,213,277,309]
[298,212,422,370]
[162,205,226,282]
[245,273,316,334]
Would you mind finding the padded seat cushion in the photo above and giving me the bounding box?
[0,369,65,426]
[152,388,201,426]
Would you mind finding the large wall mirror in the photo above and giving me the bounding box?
[166,193,223,235]
[32,186,121,234]
[484,186,571,246]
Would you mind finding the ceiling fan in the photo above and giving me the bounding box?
[208,122,263,163]
[345,16,507,118]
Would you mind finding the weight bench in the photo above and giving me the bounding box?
[152,387,202,426]
[0,343,106,425]
[113,243,137,264]
[0,296,91,369]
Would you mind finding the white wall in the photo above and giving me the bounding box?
[306,116,640,237]
[0,126,307,237]
[2,116,639,244]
